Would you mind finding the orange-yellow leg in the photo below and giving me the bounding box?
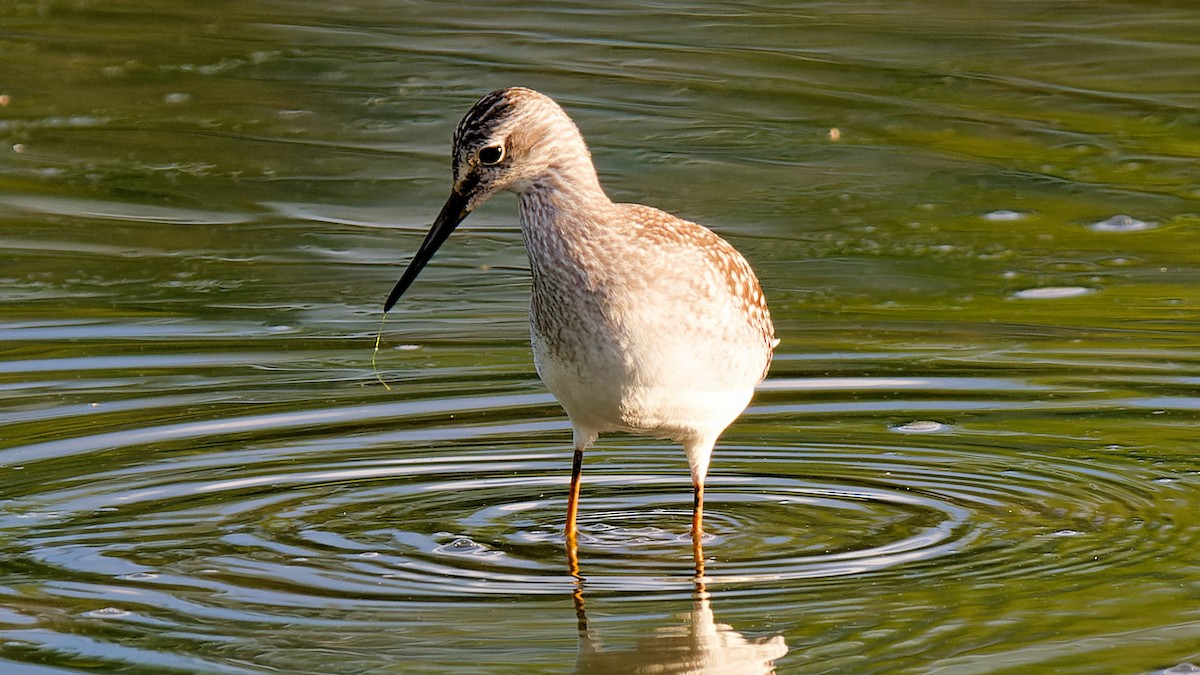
[691,480,706,577]
[565,445,584,541]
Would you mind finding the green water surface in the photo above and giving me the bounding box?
[2,1,1200,673]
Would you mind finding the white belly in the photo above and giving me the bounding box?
[519,200,773,446]
[531,316,761,444]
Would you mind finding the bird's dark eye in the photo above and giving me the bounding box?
[478,144,505,166]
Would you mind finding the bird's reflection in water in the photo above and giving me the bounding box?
[569,536,788,674]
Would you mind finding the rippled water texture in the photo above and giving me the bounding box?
[3,1,1200,673]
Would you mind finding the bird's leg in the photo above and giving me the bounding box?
[690,479,706,578]
[566,527,585,635]
[684,436,714,540]
[565,443,585,542]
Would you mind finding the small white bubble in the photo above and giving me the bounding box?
[890,420,948,433]
[358,551,380,558]
[1012,286,1093,300]
[1089,214,1153,232]
[121,572,158,580]
[85,607,131,618]
[278,109,314,119]
[1159,663,1200,674]
[163,92,192,105]
[984,209,1024,221]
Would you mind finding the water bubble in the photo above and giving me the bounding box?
[1158,664,1200,675]
[433,537,502,558]
[278,109,315,119]
[983,210,1024,221]
[1089,215,1153,232]
[120,572,159,581]
[1012,286,1093,300]
[890,420,949,433]
[84,607,131,619]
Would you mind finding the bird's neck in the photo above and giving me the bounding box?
[516,161,615,240]
[515,160,621,290]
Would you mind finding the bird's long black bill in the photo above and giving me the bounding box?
[384,190,471,312]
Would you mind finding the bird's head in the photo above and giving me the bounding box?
[385,87,589,312]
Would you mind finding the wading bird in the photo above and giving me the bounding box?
[384,87,776,544]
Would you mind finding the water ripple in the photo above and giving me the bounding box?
[1,376,1179,614]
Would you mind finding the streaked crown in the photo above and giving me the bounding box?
[447,87,595,208]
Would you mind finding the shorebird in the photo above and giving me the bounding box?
[385,87,776,542]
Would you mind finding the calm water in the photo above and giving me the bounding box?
[3,1,1200,673]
